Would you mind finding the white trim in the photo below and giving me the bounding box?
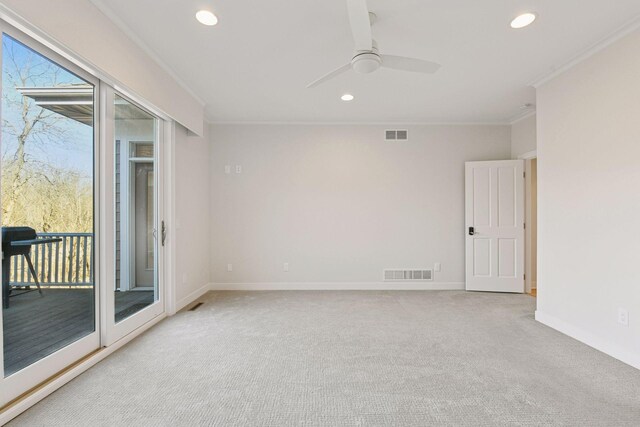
[529,15,640,88]
[535,310,640,370]
[207,120,511,126]
[0,314,166,425]
[164,122,177,315]
[509,110,536,125]
[210,282,465,291]
[88,0,206,108]
[98,81,110,350]
[524,159,534,295]
[176,283,211,312]
[518,150,537,160]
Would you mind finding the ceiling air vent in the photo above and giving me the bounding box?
[384,269,433,281]
[385,129,409,141]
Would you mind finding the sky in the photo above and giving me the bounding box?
[1,34,94,178]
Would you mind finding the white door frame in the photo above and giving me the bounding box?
[518,150,537,294]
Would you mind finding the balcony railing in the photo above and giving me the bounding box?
[9,232,94,288]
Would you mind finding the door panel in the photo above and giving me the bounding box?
[498,238,516,278]
[0,24,100,406]
[113,95,158,322]
[473,239,491,277]
[498,167,516,226]
[473,168,491,227]
[465,160,524,293]
[103,88,163,346]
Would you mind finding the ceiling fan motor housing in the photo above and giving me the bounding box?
[351,52,382,74]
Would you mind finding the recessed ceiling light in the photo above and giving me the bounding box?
[196,10,218,26]
[510,12,537,29]
[341,94,354,101]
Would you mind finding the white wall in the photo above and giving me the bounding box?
[511,114,537,158]
[210,124,511,288]
[174,124,211,307]
[0,0,204,135]
[536,29,640,368]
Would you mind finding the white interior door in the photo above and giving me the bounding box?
[465,160,524,293]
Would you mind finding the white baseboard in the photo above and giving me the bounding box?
[210,282,465,291]
[535,310,640,370]
[175,282,211,312]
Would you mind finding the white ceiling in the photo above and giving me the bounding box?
[92,0,640,124]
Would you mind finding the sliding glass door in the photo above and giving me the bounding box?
[102,89,164,346]
[0,24,100,404]
[0,21,167,407]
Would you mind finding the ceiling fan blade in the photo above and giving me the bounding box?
[347,0,372,51]
[381,55,441,74]
[306,63,352,88]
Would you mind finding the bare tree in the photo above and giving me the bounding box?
[1,37,92,232]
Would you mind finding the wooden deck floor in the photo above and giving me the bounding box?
[3,288,153,376]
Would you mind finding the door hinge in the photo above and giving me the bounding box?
[524,222,526,229]
[523,172,526,178]
[524,274,526,280]
[161,220,166,246]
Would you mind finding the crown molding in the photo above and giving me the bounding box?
[89,0,207,107]
[509,110,536,125]
[207,120,511,126]
[529,14,640,88]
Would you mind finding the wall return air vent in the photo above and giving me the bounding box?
[385,129,409,141]
[384,269,433,281]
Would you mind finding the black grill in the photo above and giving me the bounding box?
[2,227,61,309]
[2,226,38,257]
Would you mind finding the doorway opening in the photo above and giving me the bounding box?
[524,158,537,297]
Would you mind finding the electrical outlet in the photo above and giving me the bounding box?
[434,262,441,272]
[283,262,289,272]
[227,263,233,272]
[235,165,242,174]
[618,308,629,327]
[224,165,231,174]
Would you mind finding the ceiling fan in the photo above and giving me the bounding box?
[306,0,441,88]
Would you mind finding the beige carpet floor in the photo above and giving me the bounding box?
[8,291,640,426]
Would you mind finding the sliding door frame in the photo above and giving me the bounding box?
[0,20,101,406]
[100,86,167,347]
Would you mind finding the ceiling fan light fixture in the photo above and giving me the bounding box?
[351,53,382,74]
[510,12,537,29]
[341,94,355,102]
[196,10,218,26]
